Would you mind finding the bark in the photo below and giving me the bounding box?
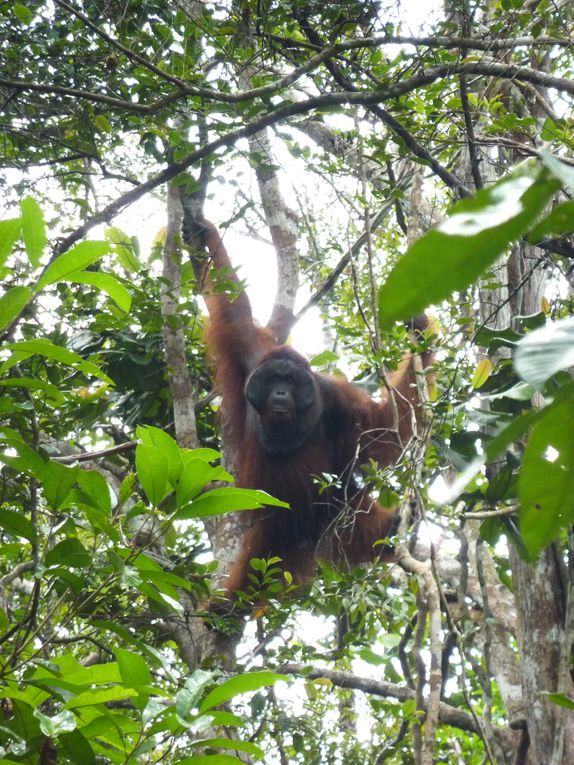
[233,5,301,344]
[509,547,574,765]
[281,664,482,734]
[247,129,300,343]
[161,184,198,449]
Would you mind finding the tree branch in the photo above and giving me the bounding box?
[280,664,480,734]
[34,62,573,257]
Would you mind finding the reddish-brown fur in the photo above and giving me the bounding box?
[192,221,431,606]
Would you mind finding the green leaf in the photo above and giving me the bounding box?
[94,114,112,133]
[0,376,64,405]
[176,671,216,720]
[0,218,21,268]
[106,227,139,272]
[0,431,46,476]
[63,661,121,686]
[59,729,97,765]
[20,197,46,267]
[135,443,169,505]
[131,575,184,612]
[13,3,34,23]
[37,241,111,290]
[540,149,574,195]
[65,270,131,312]
[45,538,91,568]
[200,672,286,713]
[0,286,33,332]
[1,338,113,384]
[137,426,182,487]
[33,708,76,736]
[528,200,574,243]
[176,488,288,519]
[40,462,79,510]
[544,692,574,710]
[0,678,48,707]
[182,447,222,463]
[77,469,111,514]
[64,686,137,709]
[519,388,574,558]
[114,647,151,687]
[514,316,574,388]
[189,739,263,758]
[0,509,35,542]
[139,568,193,595]
[310,350,339,367]
[176,459,230,506]
[446,409,542,502]
[378,167,559,328]
[471,359,492,389]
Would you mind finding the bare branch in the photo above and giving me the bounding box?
[281,664,480,734]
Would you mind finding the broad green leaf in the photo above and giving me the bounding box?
[310,350,339,367]
[65,270,131,312]
[20,197,46,267]
[197,710,243,728]
[137,425,182,487]
[77,469,111,514]
[189,739,263,758]
[114,647,151,687]
[64,686,137,709]
[0,376,64,405]
[528,200,574,243]
[139,568,194,595]
[176,459,230,506]
[45,538,91,569]
[13,3,34,23]
[176,487,288,519]
[59,730,97,765]
[378,167,559,328]
[519,389,574,558]
[0,217,21,268]
[200,672,286,713]
[94,114,112,133]
[133,576,184,612]
[446,408,542,502]
[471,359,492,389]
[181,447,222,463]
[1,338,113,384]
[63,662,121,686]
[106,226,139,272]
[540,149,574,195]
[135,443,169,505]
[544,692,574,710]
[176,671,216,720]
[37,241,111,290]
[0,678,48,707]
[46,567,86,595]
[0,509,35,542]
[33,708,76,736]
[0,426,24,442]
[0,434,46,476]
[40,462,79,510]
[119,472,136,504]
[0,286,32,331]
[514,316,574,388]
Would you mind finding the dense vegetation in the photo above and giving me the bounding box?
[1,1,574,763]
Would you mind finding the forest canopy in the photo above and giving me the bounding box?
[1,1,574,764]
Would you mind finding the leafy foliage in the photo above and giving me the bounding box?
[2,0,574,762]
